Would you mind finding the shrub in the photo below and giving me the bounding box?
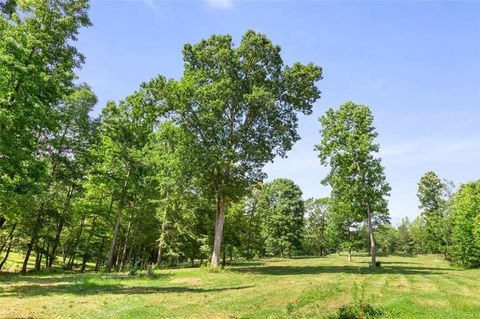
[129,265,138,276]
[329,284,383,319]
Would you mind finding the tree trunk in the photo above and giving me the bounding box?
[35,242,44,271]
[211,195,226,267]
[48,217,64,268]
[146,263,153,277]
[0,216,5,229]
[0,244,12,270]
[0,223,16,256]
[81,215,97,272]
[44,243,50,269]
[348,247,352,262]
[107,167,131,272]
[67,214,85,270]
[367,208,377,268]
[245,200,256,260]
[120,219,132,271]
[0,224,16,270]
[21,213,43,275]
[156,213,167,267]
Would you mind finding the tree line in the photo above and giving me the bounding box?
[1,0,478,274]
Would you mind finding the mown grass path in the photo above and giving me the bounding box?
[1,254,479,318]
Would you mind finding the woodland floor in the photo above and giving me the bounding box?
[0,254,479,318]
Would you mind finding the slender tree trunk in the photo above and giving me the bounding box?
[48,217,64,268]
[95,237,106,272]
[67,214,85,270]
[0,244,12,270]
[114,241,123,271]
[48,185,75,268]
[107,167,131,272]
[120,219,132,271]
[127,244,134,267]
[211,195,226,267]
[367,207,377,267]
[156,212,167,267]
[0,216,5,229]
[81,215,97,272]
[0,223,16,256]
[245,200,256,260]
[348,247,352,262]
[95,258,101,272]
[0,224,16,270]
[21,213,43,275]
[44,243,50,269]
[35,241,45,271]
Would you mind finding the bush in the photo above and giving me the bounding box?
[329,284,383,319]
[129,265,138,276]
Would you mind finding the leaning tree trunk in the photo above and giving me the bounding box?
[0,224,16,270]
[48,185,74,268]
[48,216,64,268]
[210,195,226,267]
[0,243,12,270]
[21,212,43,275]
[367,205,377,268]
[0,223,16,256]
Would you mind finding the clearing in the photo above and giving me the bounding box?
[1,254,479,318]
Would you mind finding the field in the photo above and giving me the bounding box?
[1,254,479,319]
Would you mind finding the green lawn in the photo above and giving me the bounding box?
[1,254,479,318]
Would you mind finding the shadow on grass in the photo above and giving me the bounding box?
[0,272,176,285]
[356,261,422,265]
[230,264,450,276]
[1,281,255,298]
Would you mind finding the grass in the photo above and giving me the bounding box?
[1,254,479,318]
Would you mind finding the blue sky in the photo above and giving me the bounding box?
[76,0,480,224]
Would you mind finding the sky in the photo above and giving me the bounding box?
[76,0,480,225]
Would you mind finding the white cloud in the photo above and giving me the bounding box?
[206,0,234,10]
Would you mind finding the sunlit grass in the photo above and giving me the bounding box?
[1,254,479,318]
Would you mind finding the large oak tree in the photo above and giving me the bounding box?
[149,30,322,266]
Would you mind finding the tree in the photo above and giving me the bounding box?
[148,30,322,266]
[316,102,391,267]
[303,198,329,256]
[0,0,91,233]
[18,84,98,274]
[96,88,159,272]
[396,218,414,254]
[451,180,480,268]
[417,171,447,253]
[257,178,304,258]
[324,200,365,261]
[375,224,397,254]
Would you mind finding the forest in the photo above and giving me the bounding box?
[0,1,479,318]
